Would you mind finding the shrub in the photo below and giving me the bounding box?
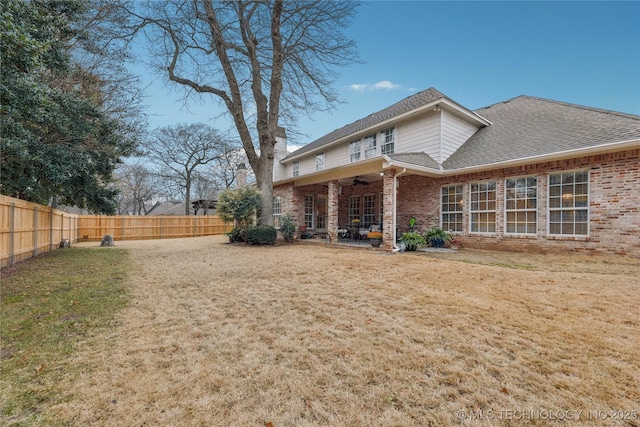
[217,187,262,239]
[399,231,426,251]
[226,227,246,243]
[246,225,277,245]
[279,213,297,241]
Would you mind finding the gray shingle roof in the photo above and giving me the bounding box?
[285,87,448,160]
[443,96,640,170]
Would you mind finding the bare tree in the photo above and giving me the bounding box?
[112,160,160,214]
[144,123,232,215]
[114,0,360,224]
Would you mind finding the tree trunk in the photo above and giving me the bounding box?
[254,143,274,226]
[185,179,191,216]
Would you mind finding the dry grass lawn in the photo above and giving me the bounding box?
[43,236,639,426]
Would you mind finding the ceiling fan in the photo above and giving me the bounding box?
[352,176,369,186]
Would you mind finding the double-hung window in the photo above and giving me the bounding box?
[381,128,395,154]
[548,171,589,236]
[316,153,324,171]
[364,134,377,158]
[273,196,281,228]
[441,184,463,232]
[470,181,497,233]
[505,177,537,234]
[349,140,361,163]
[292,161,299,177]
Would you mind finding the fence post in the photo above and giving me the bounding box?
[9,203,15,266]
[49,207,54,252]
[33,206,39,257]
[160,217,164,239]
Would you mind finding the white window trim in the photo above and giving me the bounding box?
[362,193,376,228]
[292,161,299,177]
[349,140,361,163]
[547,170,590,238]
[304,194,315,229]
[469,180,497,234]
[381,127,395,155]
[273,196,281,228]
[504,175,538,236]
[316,153,325,171]
[348,195,361,225]
[440,184,464,233]
[364,134,377,159]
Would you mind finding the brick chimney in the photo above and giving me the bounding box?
[236,163,247,188]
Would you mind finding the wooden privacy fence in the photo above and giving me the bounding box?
[78,215,232,242]
[1,195,232,268]
[1,195,79,268]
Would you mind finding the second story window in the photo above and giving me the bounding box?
[381,127,395,154]
[316,153,325,171]
[350,140,361,163]
[292,161,299,177]
[364,134,377,158]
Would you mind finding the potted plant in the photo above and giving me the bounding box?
[424,227,452,248]
[399,231,426,251]
[450,237,462,250]
[367,230,383,247]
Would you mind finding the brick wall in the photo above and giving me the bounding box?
[274,149,639,257]
[396,149,640,257]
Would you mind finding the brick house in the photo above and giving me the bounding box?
[271,88,640,256]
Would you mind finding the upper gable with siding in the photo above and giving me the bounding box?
[275,88,489,182]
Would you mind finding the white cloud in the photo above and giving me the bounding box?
[348,84,369,92]
[372,80,400,90]
[348,80,402,92]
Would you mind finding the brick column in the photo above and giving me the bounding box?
[382,170,395,250]
[328,180,339,243]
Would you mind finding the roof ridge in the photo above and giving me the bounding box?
[477,95,640,121]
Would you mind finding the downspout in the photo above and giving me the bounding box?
[391,168,407,252]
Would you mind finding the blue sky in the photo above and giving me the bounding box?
[137,1,640,149]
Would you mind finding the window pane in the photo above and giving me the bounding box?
[562,173,575,184]
[575,223,587,235]
[575,170,588,183]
